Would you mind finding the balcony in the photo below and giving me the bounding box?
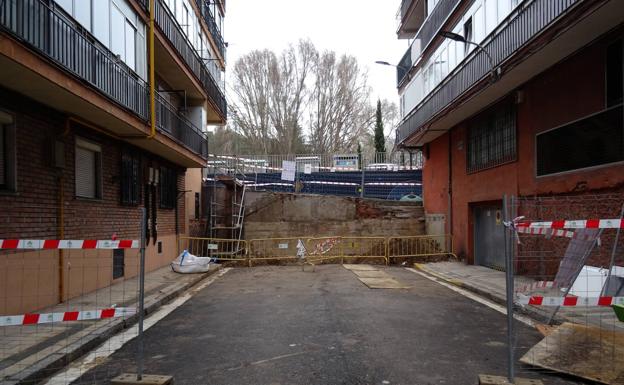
[0,0,208,162]
[154,0,227,120]
[396,0,606,147]
[156,93,208,158]
[397,0,426,38]
[0,0,149,120]
[396,0,461,86]
[195,0,226,60]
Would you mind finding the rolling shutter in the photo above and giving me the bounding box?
[75,146,96,198]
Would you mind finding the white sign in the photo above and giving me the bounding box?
[278,243,289,249]
[304,164,312,175]
[207,244,218,250]
[281,160,296,182]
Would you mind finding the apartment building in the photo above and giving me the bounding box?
[0,0,226,314]
[395,0,623,269]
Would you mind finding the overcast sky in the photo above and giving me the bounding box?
[224,0,409,106]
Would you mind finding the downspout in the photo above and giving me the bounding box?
[148,0,156,139]
[447,131,453,249]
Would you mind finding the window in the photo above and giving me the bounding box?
[0,111,15,191]
[75,137,102,199]
[467,102,517,173]
[606,39,623,108]
[194,192,200,219]
[536,105,623,176]
[463,17,473,55]
[113,249,124,279]
[125,20,136,70]
[121,149,141,205]
[159,166,177,209]
[93,0,110,46]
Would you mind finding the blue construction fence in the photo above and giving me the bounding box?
[206,170,422,201]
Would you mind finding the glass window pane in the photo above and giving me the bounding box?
[125,21,136,70]
[498,0,511,23]
[56,0,72,14]
[75,0,91,30]
[111,5,125,59]
[474,6,485,43]
[485,0,497,34]
[93,0,110,46]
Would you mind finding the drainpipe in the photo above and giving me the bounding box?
[148,0,156,139]
[447,131,453,247]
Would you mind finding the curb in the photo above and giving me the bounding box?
[412,263,563,325]
[9,266,223,385]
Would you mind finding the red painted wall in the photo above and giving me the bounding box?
[423,32,624,264]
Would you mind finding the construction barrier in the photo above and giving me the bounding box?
[247,237,304,266]
[305,237,343,263]
[179,236,247,261]
[387,234,456,262]
[335,237,388,265]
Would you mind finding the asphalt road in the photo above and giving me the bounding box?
[71,266,586,385]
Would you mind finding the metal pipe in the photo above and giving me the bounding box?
[148,0,156,138]
[137,207,147,380]
[503,194,515,383]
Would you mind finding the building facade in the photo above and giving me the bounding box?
[395,0,623,268]
[0,0,226,314]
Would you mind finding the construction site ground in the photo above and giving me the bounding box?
[68,265,587,385]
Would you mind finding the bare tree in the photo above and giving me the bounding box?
[308,53,371,153]
[229,40,317,154]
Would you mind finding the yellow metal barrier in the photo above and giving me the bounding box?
[305,237,342,264]
[387,234,456,262]
[340,237,388,265]
[179,237,247,261]
[248,237,305,266]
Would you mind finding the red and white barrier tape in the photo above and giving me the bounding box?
[0,239,139,249]
[517,296,624,307]
[514,227,597,240]
[0,307,136,327]
[516,219,624,230]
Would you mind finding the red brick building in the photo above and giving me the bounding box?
[395,0,623,269]
[0,0,226,314]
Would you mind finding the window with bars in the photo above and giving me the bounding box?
[159,166,177,209]
[466,102,517,173]
[121,149,141,205]
[0,111,16,191]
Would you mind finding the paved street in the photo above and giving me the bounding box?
[71,266,585,385]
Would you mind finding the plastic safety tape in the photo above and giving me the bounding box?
[0,307,136,326]
[516,296,624,307]
[0,240,140,249]
[516,219,624,230]
[514,227,596,240]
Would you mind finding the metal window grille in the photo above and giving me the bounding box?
[112,248,125,279]
[536,104,624,176]
[0,125,5,187]
[467,102,517,173]
[121,149,141,205]
[159,166,176,209]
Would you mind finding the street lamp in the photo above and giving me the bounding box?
[375,61,410,71]
[439,31,501,81]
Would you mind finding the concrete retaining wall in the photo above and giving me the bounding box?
[244,191,425,239]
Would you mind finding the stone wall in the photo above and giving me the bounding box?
[244,191,425,239]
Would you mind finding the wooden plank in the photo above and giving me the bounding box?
[358,277,410,289]
[520,322,624,384]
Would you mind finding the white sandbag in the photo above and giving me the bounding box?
[171,250,211,274]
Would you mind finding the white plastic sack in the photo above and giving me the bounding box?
[171,250,211,274]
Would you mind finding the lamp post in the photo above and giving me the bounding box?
[439,31,501,81]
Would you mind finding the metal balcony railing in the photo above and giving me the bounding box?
[0,0,150,120]
[397,0,580,145]
[195,0,226,60]
[397,0,461,86]
[154,0,227,119]
[156,93,208,158]
[0,0,209,159]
